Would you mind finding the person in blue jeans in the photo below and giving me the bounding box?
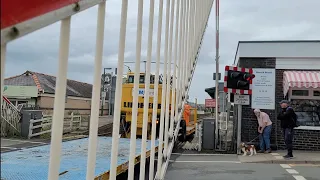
[254,109,272,153]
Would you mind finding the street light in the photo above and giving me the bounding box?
[101,68,113,116]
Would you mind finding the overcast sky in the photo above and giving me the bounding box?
[4,0,320,104]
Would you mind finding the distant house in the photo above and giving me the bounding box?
[4,71,107,115]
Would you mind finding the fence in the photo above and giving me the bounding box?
[28,112,82,139]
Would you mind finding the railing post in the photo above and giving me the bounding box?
[70,112,74,130]
[79,116,82,128]
[127,0,144,179]
[109,0,128,179]
[47,16,71,180]
[149,0,164,179]
[177,0,186,114]
[139,0,155,179]
[85,2,107,179]
[28,119,33,139]
[163,0,175,159]
[170,0,181,136]
[182,0,188,100]
[185,0,191,88]
[156,0,171,177]
[1,44,6,122]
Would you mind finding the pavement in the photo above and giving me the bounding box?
[238,150,320,164]
[165,153,320,180]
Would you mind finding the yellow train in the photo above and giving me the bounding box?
[119,72,197,141]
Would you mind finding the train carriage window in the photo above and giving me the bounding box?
[150,75,155,84]
[159,75,163,84]
[139,75,145,83]
[128,76,134,83]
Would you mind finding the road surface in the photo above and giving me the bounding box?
[165,153,320,180]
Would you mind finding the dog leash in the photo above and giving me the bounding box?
[248,135,260,143]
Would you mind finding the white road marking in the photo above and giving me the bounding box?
[289,164,320,167]
[271,153,280,156]
[279,162,306,180]
[292,175,307,180]
[274,156,284,159]
[286,169,299,174]
[280,164,292,168]
[2,138,47,144]
[173,160,241,163]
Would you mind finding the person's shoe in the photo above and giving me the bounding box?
[283,154,294,159]
[257,150,264,153]
[264,149,272,153]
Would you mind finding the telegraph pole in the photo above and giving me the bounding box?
[215,0,220,149]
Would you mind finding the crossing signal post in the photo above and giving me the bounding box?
[223,65,255,155]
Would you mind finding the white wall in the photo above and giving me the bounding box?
[276,58,320,70]
[234,41,320,65]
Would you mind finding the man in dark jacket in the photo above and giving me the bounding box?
[277,100,297,159]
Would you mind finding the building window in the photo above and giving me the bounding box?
[17,101,28,105]
[292,90,309,96]
[291,99,320,127]
[289,88,320,100]
[313,90,320,97]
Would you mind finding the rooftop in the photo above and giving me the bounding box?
[4,71,93,98]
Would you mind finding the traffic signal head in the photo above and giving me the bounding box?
[227,70,255,90]
[243,73,255,81]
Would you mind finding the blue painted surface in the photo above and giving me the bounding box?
[1,137,159,180]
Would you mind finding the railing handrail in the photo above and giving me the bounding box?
[2,96,20,113]
[1,0,105,45]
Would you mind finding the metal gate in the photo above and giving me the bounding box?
[215,93,236,153]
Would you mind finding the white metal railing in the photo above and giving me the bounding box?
[1,96,21,137]
[28,113,82,139]
[1,0,213,179]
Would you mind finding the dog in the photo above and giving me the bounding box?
[239,142,257,156]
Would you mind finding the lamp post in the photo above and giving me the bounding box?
[101,67,112,116]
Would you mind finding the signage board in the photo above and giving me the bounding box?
[234,94,250,105]
[3,85,38,97]
[205,99,216,108]
[251,68,276,110]
[132,88,154,97]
